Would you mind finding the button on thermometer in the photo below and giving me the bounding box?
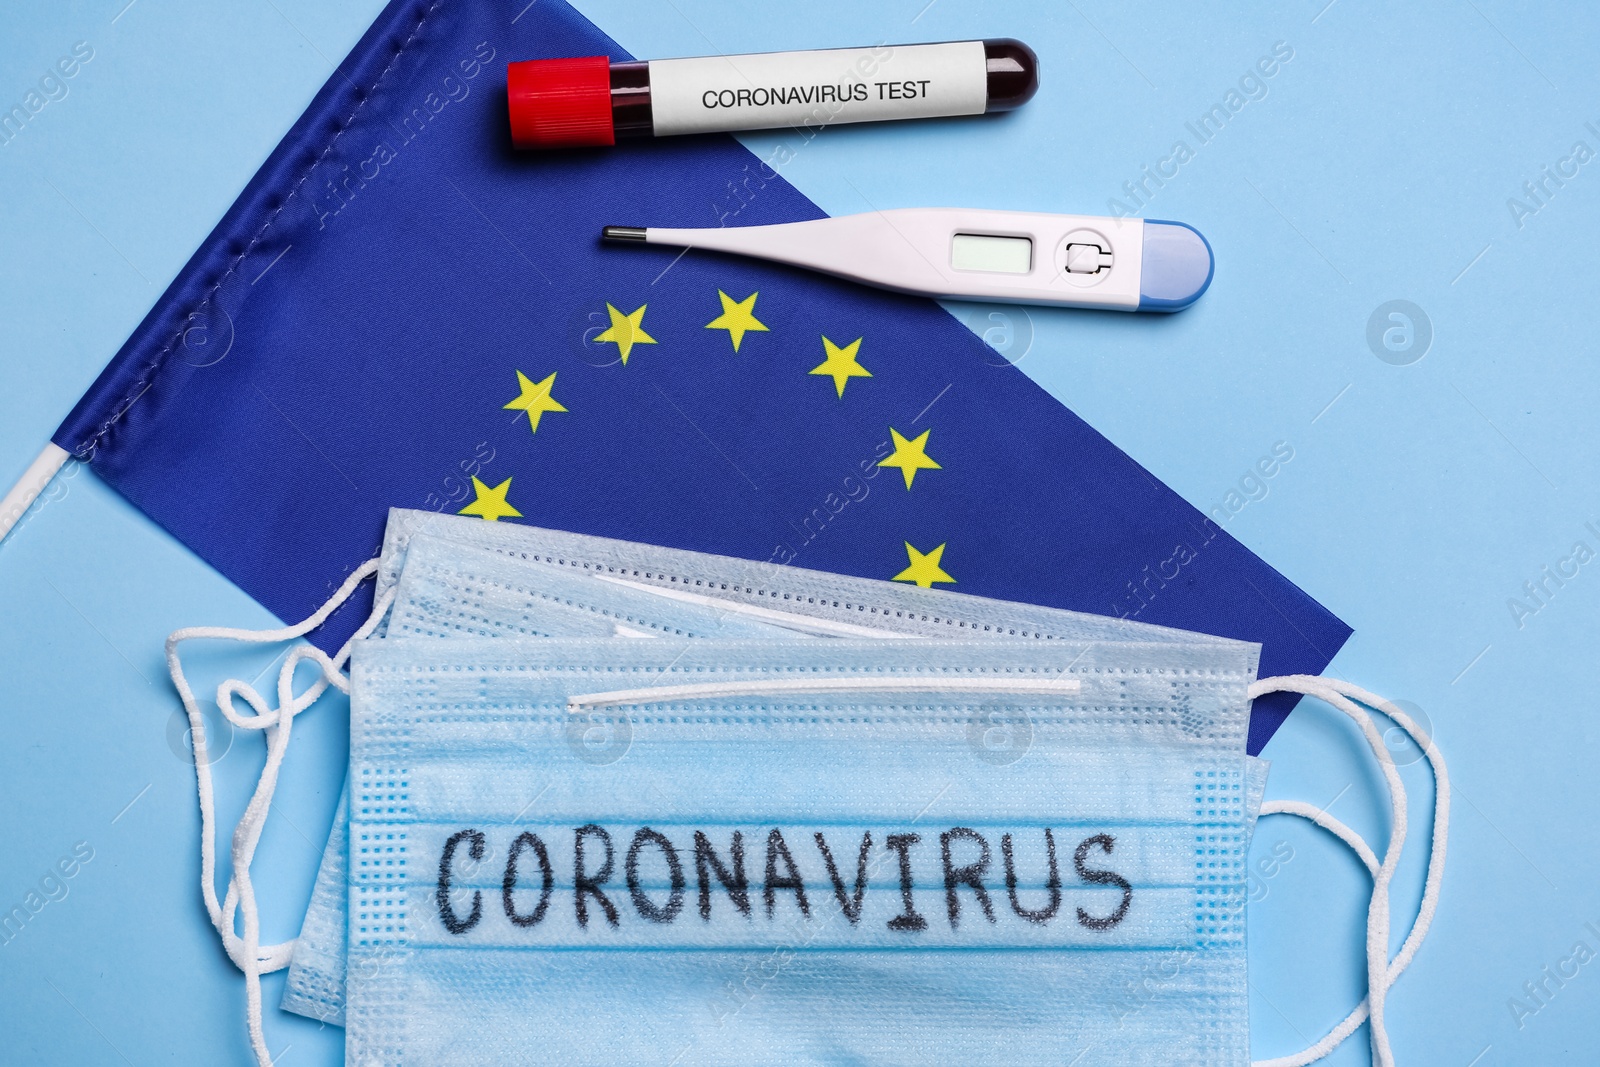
[602,209,1212,312]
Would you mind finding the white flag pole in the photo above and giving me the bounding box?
[0,443,71,543]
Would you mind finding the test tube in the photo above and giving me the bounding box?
[507,39,1038,150]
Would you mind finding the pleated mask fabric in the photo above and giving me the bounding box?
[281,534,803,1024]
[374,508,1262,648]
[345,636,1263,1066]
[283,510,1261,1027]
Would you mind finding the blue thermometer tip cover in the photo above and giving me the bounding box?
[1138,221,1213,312]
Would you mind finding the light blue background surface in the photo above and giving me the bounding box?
[1,1,1596,1063]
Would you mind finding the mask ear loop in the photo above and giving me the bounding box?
[1260,800,1380,875]
[1246,677,1450,1067]
[165,558,393,1067]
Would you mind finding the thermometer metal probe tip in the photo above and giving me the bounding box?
[602,226,648,242]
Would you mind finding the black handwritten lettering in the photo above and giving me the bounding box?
[474,822,1127,936]
[626,827,686,924]
[574,824,619,929]
[815,831,872,925]
[694,830,750,920]
[941,827,996,928]
[502,831,553,927]
[1002,829,1062,924]
[436,829,484,935]
[1074,834,1133,930]
[885,833,928,932]
[763,828,810,919]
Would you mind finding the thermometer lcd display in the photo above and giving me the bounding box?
[950,233,1032,274]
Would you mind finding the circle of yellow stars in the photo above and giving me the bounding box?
[458,289,955,585]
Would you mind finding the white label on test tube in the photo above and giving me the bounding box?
[647,42,988,137]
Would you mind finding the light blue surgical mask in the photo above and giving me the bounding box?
[386,533,810,641]
[283,535,804,1025]
[375,507,1254,648]
[345,635,1262,1067]
[169,511,1446,1067]
[283,512,1261,1027]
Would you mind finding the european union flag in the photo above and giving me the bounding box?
[48,0,1346,753]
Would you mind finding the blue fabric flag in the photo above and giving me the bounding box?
[53,0,1348,753]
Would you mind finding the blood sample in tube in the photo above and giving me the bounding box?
[507,39,1039,149]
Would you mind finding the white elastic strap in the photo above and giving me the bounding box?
[165,559,392,1067]
[1247,676,1450,1067]
[1253,800,1386,1067]
[1261,800,1380,875]
[567,674,1081,711]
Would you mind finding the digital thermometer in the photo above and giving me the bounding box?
[602,210,1213,312]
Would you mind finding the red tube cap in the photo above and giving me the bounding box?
[507,56,615,149]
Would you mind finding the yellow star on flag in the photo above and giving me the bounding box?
[595,303,657,365]
[502,370,567,433]
[878,427,942,489]
[892,541,955,588]
[458,476,522,522]
[705,290,769,352]
[809,335,871,397]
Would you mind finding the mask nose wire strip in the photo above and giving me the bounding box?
[565,675,1082,709]
[589,572,925,638]
[1246,676,1450,1067]
[165,557,393,1067]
